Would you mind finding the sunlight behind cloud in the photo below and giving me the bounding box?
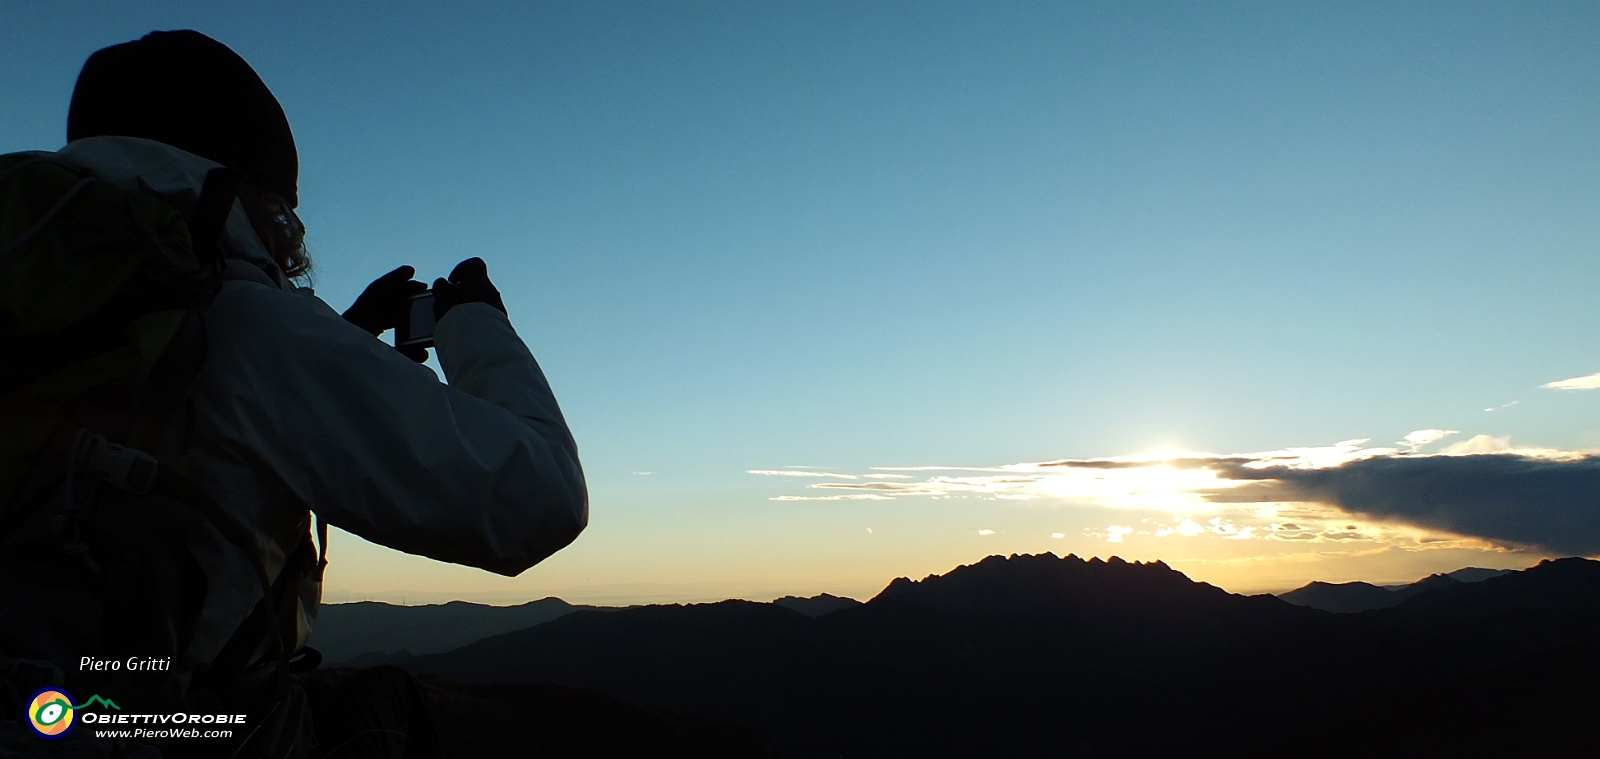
[751,434,1600,554]
[1439,435,1512,454]
[758,441,1396,509]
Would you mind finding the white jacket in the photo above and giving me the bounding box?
[56,137,588,675]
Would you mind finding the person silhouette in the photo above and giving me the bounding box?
[1,29,586,758]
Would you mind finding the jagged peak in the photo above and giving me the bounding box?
[866,551,1231,616]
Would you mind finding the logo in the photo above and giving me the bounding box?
[27,689,75,739]
[26,689,121,739]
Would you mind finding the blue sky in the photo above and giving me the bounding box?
[6,1,1598,602]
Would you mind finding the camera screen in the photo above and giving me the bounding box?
[396,292,435,348]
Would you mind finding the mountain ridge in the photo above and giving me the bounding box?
[309,596,589,663]
[1280,565,1517,613]
[312,592,860,664]
[386,554,1600,757]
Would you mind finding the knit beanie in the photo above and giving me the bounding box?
[67,30,299,207]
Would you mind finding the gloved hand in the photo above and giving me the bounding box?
[432,257,507,321]
[342,265,429,363]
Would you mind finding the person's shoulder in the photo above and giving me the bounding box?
[206,278,340,336]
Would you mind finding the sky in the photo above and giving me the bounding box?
[5,1,1598,604]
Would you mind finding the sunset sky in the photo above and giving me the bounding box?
[7,1,1598,604]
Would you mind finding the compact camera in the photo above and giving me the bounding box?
[394,291,436,350]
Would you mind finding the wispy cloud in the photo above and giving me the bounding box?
[869,465,1013,472]
[1543,371,1600,391]
[747,468,917,481]
[1399,429,1457,453]
[753,435,1600,554]
[748,469,861,479]
[770,494,894,501]
[760,440,1390,508]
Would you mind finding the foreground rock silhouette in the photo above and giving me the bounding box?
[379,554,1600,757]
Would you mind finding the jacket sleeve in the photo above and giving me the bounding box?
[191,280,587,576]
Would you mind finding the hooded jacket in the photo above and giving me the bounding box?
[51,135,588,677]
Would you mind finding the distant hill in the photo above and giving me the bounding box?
[309,597,591,663]
[394,554,1600,758]
[313,592,861,664]
[771,593,860,617]
[1435,566,1517,584]
[1280,566,1515,613]
[1278,580,1398,613]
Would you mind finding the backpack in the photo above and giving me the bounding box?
[0,150,323,758]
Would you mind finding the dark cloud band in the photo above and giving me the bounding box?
[1209,455,1600,555]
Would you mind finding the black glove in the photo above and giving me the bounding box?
[342,265,429,363]
[432,257,507,322]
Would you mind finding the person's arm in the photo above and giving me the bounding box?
[191,279,587,576]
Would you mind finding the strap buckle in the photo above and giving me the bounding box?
[69,428,160,494]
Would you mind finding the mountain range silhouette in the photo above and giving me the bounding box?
[324,554,1600,757]
[1278,566,1513,613]
[310,597,596,663]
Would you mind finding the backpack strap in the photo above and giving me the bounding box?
[60,425,292,680]
[188,167,241,269]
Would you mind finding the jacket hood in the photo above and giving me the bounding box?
[57,135,292,291]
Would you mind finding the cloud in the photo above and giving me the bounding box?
[1439,434,1512,454]
[760,441,1398,509]
[1209,453,1600,555]
[748,469,860,479]
[869,465,1012,472]
[748,469,912,480]
[753,435,1600,554]
[1037,457,1255,470]
[977,529,996,535]
[1543,371,1600,391]
[1399,429,1457,453]
[815,481,932,491]
[770,494,894,501]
